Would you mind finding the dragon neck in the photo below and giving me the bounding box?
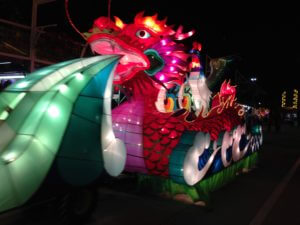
[123,72,160,112]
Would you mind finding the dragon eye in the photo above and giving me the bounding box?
[136,30,151,39]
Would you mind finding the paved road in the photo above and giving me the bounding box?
[85,124,300,225]
[1,124,299,225]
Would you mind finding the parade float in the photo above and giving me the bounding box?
[0,3,263,220]
[83,12,263,204]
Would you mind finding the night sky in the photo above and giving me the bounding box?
[1,0,300,104]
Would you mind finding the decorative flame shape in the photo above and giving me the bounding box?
[114,16,125,29]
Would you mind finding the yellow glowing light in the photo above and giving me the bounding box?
[143,17,161,32]
[192,62,200,68]
[114,16,125,29]
[293,89,298,109]
[281,91,286,108]
[164,97,174,112]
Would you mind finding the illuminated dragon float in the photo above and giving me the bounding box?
[0,11,262,213]
[84,12,263,202]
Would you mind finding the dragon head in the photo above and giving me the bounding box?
[85,12,194,88]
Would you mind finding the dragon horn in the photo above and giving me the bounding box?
[175,25,195,40]
[134,11,145,23]
[114,16,126,29]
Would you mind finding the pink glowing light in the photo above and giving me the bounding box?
[159,74,165,81]
[170,66,175,72]
[172,59,177,64]
[161,40,167,46]
[188,31,194,36]
[166,51,171,55]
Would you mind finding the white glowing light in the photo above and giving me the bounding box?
[59,84,68,93]
[161,40,167,46]
[159,74,165,81]
[105,131,115,144]
[2,152,17,163]
[0,110,9,120]
[16,81,29,88]
[172,59,177,64]
[183,132,213,185]
[75,73,84,80]
[48,105,60,118]
[0,75,25,79]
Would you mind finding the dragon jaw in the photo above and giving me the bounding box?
[89,34,150,84]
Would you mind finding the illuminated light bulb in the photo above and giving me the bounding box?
[75,73,84,80]
[159,74,165,81]
[144,18,155,28]
[166,51,171,55]
[116,123,119,127]
[59,84,68,93]
[137,122,140,125]
[188,31,194,36]
[2,152,17,163]
[172,59,177,64]
[17,81,29,88]
[105,131,115,143]
[170,66,175,72]
[161,40,167,46]
[143,17,161,32]
[48,105,60,118]
[0,110,9,120]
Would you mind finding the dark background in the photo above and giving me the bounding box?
[1,0,299,106]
